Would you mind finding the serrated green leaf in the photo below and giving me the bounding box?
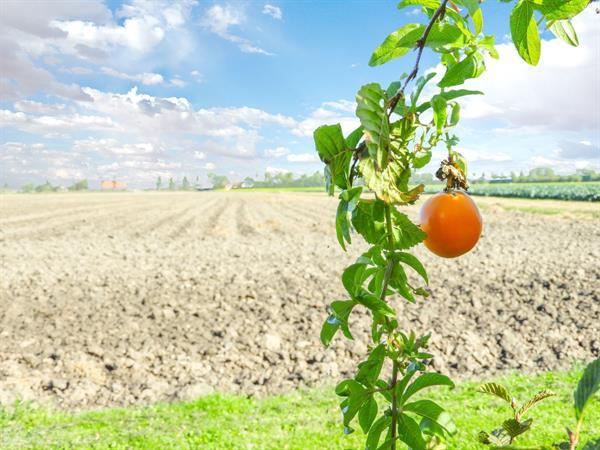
[455,0,479,15]
[531,0,590,20]
[342,263,368,297]
[356,83,390,170]
[352,199,387,244]
[403,399,457,435]
[389,263,415,303]
[549,19,579,46]
[410,72,437,107]
[502,418,532,439]
[510,0,541,66]
[330,299,357,340]
[518,390,555,418]
[314,124,352,190]
[478,383,514,404]
[397,413,426,450]
[450,150,468,179]
[359,157,424,205]
[370,23,425,67]
[438,52,485,87]
[395,251,428,283]
[575,358,600,419]
[359,396,379,433]
[401,373,455,404]
[431,95,447,135]
[390,209,427,249]
[366,415,392,450]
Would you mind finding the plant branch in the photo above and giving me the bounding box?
[390,359,400,450]
[388,0,451,117]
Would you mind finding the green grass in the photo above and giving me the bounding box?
[1,369,598,449]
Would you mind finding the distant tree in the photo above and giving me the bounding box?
[156,176,162,190]
[208,173,229,189]
[168,177,176,190]
[182,176,190,190]
[68,179,88,191]
[35,181,56,192]
[21,183,34,193]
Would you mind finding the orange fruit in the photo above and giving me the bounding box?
[419,191,482,258]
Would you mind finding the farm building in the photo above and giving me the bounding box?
[100,180,127,190]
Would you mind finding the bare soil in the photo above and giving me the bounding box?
[0,192,598,410]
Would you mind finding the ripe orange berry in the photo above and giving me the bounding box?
[419,190,482,258]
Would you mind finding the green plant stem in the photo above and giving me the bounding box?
[382,202,400,450]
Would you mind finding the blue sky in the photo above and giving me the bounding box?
[0,0,598,188]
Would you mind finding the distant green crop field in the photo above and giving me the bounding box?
[424,182,600,202]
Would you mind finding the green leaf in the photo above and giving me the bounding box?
[438,52,485,87]
[510,0,541,66]
[416,89,483,113]
[336,380,369,429]
[410,72,437,107]
[479,35,500,59]
[395,251,428,283]
[403,399,457,435]
[389,264,415,303]
[314,124,352,190]
[450,150,468,179]
[431,95,447,135]
[502,418,532,439]
[549,19,579,46]
[425,23,465,49]
[478,383,514,405]
[531,0,590,20]
[472,8,483,35]
[352,200,387,244]
[397,0,440,9]
[356,344,387,386]
[413,149,432,169]
[456,0,479,15]
[575,358,600,419]
[359,396,379,433]
[320,315,340,347]
[345,126,364,149]
[357,290,396,317]
[330,299,358,340]
[356,83,390,170]
[449,102,460,126]
[366,415,391,450]
[390,209,427,250]
[518,390,555,418]
[397,413,426,450]
[401,373,455,403]
[335,187,362,250]
[359,157,424,205]
[582,439,600,450]
[369,24,425,66]
[342,263,368,297]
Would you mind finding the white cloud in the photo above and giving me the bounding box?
[101,67,164,85]
[170,78,186,87]
[193,151,207,160]
[203,162,216,170]
[262,4,282,20]
[287,153,317,163]
[265,166,290,174]
[201,4,273,55]
[455,9,599,131]
[73,138,158,155]
[264,146,290,157]
[14,100,68,114]
[0,109,116,136]
[458,148,512,163]
[293,100,359,137]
